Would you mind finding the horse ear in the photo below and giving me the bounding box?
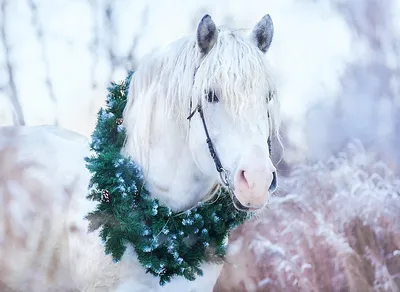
[197,14,218,55]
[250,14,274,53]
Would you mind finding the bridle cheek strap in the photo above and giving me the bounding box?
[189,104,223,172]
[187,103,231,187]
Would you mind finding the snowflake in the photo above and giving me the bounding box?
[143,246,152,253]
[151,237,159,248]
[117,124,125,132]
[151,206,158,216]
[167,244,175,252]
[100,109,114,120]
[182,219,194,226]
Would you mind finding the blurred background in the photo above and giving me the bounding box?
[0,0,399,291]
[1,0,398,173]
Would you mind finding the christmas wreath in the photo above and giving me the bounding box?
[84,71,250,286]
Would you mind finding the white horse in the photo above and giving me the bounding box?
[0,14,279,292]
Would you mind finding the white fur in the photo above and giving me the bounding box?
[0,14,280,291]
[124,15,280,211]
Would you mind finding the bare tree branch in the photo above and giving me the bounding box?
[104,0,116,82]
[0,0,25,126]
[122,5,149,72]
[87,1,148,84]
[27,0,58,125]
[88,0,100,90]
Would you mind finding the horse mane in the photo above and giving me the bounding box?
[122,25,281,169]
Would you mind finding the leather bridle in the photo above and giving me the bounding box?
[187,102,233,187]
[187,61,274,211]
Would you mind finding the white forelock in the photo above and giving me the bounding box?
[122,25,280,169]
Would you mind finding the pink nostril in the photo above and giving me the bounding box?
[236,170,262,191]
[238,170,250,189]
[238,170,252,189]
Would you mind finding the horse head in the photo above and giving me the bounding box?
[123,14,280,212]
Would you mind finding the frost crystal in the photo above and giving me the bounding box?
[143,246,152,253]
[217,142,400,291]
[182,219,194,226]
[117,125,125,132]
[152,205,158,216]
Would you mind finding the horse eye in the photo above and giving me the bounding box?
[206,91,219,103]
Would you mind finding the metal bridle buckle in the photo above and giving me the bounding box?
[219,168,230,187]
[219,168,235,196]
